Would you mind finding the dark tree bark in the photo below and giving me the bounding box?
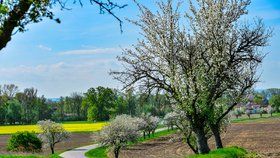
[0,0,32,50]
[210,124,223,149]
[194,127,210,154]
[50,145,55,154]
[114,146,121,158]
[0,0,126,51]
[185,132,198,154]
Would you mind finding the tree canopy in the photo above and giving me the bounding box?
[112,0,271,154]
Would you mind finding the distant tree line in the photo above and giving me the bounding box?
[254,88,280,112]
[0,84,171,125]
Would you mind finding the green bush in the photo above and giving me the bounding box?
[7,131,42,152]
[188,146,247,158]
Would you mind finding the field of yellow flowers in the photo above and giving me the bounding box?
[0,122,107,135]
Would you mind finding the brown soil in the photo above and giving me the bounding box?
[117,120,280,158]
[1,119,280,158]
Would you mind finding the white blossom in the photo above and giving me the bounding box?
[38,120,69,154]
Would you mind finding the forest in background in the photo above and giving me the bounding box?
[0,84,171,125]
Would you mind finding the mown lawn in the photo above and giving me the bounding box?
[0,122,107,135]
[85,129,176,158]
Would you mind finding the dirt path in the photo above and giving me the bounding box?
[119,120,280,158]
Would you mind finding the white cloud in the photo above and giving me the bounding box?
[0,58,122,98]
[59,47,122,55]
[37,45,52,51]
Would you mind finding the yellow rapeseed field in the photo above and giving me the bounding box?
[0,122,107,135]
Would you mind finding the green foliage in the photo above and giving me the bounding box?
[85,146,108,158]
[0,84,171,125]
[269,95,280,112]
[7,131,42,152]
[6,100,22,124]
[187,147,247,158]
[0,153,61,158]
[254,94,264,105]
[84,87,116,121]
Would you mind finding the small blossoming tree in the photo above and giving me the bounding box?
[38,120,70,154]
[97,115,140,158]
[164,112,178,130]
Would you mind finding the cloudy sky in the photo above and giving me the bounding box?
[0,0,280,98]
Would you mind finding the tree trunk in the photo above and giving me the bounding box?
[210,124,223,149]
[194,128,210,154]
[0,0,32,50]
[50,145,54,154]
[114,146,120,158]
[185,132,198,154]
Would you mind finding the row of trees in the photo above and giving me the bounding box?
[254,88,280,112]
[97,114,160,158]
[0,84,53,124]
[0,84,171,125]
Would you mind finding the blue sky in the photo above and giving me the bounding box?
[0,0,279,98]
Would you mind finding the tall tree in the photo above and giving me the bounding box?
[0,0,126,50]
[112,0,270,153]
[1,84,18,98]
[84,86,115,121]
[6,99,22,124]
[70,92,83,119]
[125,88,137,116]
[37,96,53,120]
[16,88,38,124]
[269,95,280,112]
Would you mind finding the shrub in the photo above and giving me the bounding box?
[7,131,42,152]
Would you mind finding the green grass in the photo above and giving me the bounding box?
[187,146,247,158]
[231,113,280,123]
[85,146,108,158]
[0,154,61,158]
[132,129,175,144]
[85,129,176,158]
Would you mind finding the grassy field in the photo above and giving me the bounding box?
[0,121,107,135]
[231,113,280,123]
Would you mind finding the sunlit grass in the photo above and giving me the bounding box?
[231,113,280,123]
[0,122,108,135]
